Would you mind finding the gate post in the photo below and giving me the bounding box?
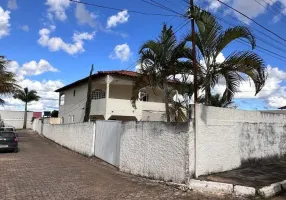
[91,121,96,156]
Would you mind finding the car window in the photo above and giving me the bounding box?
[5,128,14,132]
[0,128,4,131]
[0,132,15,138]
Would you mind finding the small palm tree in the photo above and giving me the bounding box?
[131,24,191,122]
[0,56,19,104]
[186,6,266,105]
[14,88,40,129]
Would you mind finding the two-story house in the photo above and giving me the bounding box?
[55,70,176,123]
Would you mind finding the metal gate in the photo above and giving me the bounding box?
[94,120,121,167]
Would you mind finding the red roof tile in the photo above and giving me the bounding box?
[55,70,179,92]
[98,70,139,77]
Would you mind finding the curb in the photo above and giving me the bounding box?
[189,179,255,197]
[258,182,283,198]
[189,179,286,198]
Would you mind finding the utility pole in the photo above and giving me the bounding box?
[190,0,197,105]
[190,0,198,178]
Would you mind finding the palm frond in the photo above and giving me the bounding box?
[215,26,255,58]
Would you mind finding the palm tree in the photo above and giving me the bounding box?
[198,94,235,108]
[0,56,19,104]
[14,88,40,129]
[131,24,191,122]
[186,6,266,105]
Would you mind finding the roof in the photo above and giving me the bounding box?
[55,70,140,92]
[55,70,180,92]
[278,106,286,110]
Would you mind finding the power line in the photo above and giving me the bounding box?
[174,19,190,33]
[216,0,286,43]
[253,0,286,23]
[198,0,286,62]
[69,0,183,17]
[141,0,184,16]
[199,0,286,48]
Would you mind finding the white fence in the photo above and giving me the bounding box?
[32,105,286,184]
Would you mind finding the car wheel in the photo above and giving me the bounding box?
[13,148,18,153]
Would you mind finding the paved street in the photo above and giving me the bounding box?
[0,130,250,200]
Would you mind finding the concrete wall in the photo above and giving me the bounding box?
[0,110,33,129]
[32,118,42,134]
[42,122,94,156]
[120,121,192,183]
[196,105,286,176]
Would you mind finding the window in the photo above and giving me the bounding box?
[60,94,65,106]
[91,89,106,100]
[73,90,76,96]
[68,115,71,122]
[72,115,75,122]
[139,90,149,102]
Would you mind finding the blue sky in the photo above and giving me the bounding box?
[1,0,286,111]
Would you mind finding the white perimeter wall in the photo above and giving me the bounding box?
[120,121,192,183]
[196,105,286,176]
[0,110,33,129]
[42,123,94,156]
[32,118,42,134]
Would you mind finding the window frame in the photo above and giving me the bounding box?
[91,89,106,100]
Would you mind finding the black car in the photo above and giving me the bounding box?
[0,132,18,152]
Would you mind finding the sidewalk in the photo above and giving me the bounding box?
[198,158,286,198]
[199,159,286,188]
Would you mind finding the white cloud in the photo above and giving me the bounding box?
[45,0,70,21]
[109,43,132,62]
[200,0,286,24]
[20,25,29,32]
[1,59,63,111]
[75,3,97,28]
[2,79,64,111]
[6,60,59,82]
[20,59,59,76]
[106,10,129,29]
[7,0,18,10]
[38,26,96,55]
[0,7,11,39]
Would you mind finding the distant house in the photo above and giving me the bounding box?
[55,70,177,124]
[0,110,33,129]
[33,112,42,119]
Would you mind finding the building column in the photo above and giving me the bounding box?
[104,75,112,120]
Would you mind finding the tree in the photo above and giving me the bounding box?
[51,110,59,118]
[14,87,40,129]
[198,94,235,108]
[0,56,19,104]
[186,6,266,106]
[131,24,191,122]
[83,64,94,122]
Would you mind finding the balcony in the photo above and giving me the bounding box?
[90,98,165,121]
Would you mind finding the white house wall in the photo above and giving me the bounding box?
[59,83,88,123]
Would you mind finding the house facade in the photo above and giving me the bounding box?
[55,70,172,123]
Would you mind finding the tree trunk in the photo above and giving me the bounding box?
[163,82,170,122]
[205,83,211,106]
[23,102,27,129]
